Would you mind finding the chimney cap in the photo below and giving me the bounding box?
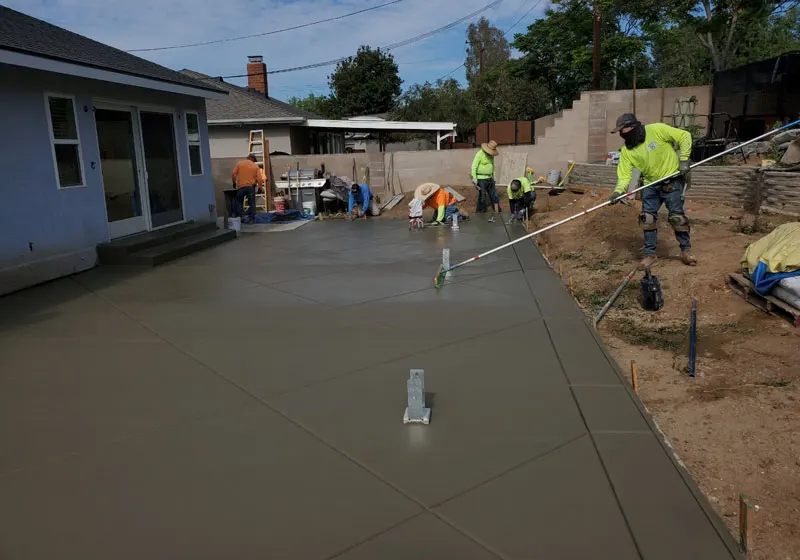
[248,55,264,63]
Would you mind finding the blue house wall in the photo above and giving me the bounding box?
[0,64,216,294]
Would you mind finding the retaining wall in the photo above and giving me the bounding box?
[567,163,800,215]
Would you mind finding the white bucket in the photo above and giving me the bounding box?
[547,169,561,184]
[302,201,316,216]
[228,216,241,234]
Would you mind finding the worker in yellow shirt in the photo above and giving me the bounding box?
[231,153,265,222]
[471,140,499,214]
[608,114,697,269]
[507,173,535,220]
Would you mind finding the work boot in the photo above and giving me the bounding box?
[639,255,657,270]
[681,250,697,266]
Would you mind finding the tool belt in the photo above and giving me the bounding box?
[659,177,683,193]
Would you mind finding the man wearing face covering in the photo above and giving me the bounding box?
[608,113,697,269]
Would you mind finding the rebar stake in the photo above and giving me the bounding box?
[739,493,753,553]
[403,369,430,425]
[443,249,451,279]
[688,299,697,377]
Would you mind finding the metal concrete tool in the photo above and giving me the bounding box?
[403,369,430,424]
[433,119,800,289]
[594,267,638,327]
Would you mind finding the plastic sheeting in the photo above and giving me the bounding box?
[741,222,800,294]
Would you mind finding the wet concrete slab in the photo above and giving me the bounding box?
[0,218,740,559]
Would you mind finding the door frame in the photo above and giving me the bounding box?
[136,105,187,231]
[92,102,150,239]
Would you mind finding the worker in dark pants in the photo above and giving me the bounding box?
[471,140,500,213]
[608,113,697,269]
[507,176,535,220]
[231,153,264,223]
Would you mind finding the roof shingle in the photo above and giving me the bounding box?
[0,6,225,94]
[181,69,317,122]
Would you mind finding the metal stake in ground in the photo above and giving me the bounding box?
[433,119,800,289]
[443,249,451,279]
[403,369,430,425]
[594,268,638,327]
[688,299,697,377]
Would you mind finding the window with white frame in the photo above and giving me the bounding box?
[186,112,203,175]
[45,95,85,188]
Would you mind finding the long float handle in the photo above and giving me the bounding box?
[444,119,800,274]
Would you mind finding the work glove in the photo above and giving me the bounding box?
[231,181,237,189]
[608,191,625,205]
[357,210,365,219]
[679,160,692,191]
[472,177,478,189]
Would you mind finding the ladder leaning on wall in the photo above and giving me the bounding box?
[245,129,268,213]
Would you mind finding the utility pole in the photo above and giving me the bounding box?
[592,3,601,90]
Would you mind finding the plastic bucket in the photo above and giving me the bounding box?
[228,216,241,235]
[547,169,561,184]
[274,197,286,213]
[302,201,316,216]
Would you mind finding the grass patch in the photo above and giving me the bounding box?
[587,260,612,271]
[563,251,583,260]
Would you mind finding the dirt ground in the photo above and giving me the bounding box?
[523,185,799,560]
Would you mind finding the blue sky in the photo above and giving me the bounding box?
[4,0,549,101]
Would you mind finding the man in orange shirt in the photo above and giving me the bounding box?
[231,154,265,222]
[414,183,465,226]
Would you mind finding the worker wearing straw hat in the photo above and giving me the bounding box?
[471,140,500,214]
[415,183,465,226]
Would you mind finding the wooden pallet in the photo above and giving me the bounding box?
[727,272,800,327]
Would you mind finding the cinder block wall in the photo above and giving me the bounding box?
[566,163,800,215]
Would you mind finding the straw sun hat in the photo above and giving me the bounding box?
[481,139,498,156]
[414,183,440,201]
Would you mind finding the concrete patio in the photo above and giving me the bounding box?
[0,219,741,559]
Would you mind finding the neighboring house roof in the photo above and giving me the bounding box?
[181,69,318,124]
[0,6,226,98]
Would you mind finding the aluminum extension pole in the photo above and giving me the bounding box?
[440,119,800,276]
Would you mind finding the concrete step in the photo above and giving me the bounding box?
[124,229,237,266]
[98,221,216,263]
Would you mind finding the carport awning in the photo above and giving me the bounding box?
[305,119,457,150]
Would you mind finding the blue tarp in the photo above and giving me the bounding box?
[251,210,315,224]
[750,261,800,295]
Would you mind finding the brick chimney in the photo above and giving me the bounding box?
[246,55,268,97]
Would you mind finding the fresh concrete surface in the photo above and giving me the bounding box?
[0,219,740,559]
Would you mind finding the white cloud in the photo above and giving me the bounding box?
[4,0,546,99]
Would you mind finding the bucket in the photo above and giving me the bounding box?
[274,197,286,213]
[547,169,561,185]
[302,201,316,216]
[228,216,241,234]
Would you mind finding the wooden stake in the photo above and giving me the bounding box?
[559,263,563,278]
[631,361,639,393]
[569,277,574,297]
[739,493,753,553]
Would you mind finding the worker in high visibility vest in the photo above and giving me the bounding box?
[507,172,536,220]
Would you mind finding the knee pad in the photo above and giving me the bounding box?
[639,212,658,231]
[668,213,690,232]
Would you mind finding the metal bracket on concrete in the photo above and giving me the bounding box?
[403,369,431,424]
[443,249,452,279]
[451,216,460,232]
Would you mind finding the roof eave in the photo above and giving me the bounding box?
[305,119,457,132]
[0,48,228,100]
[207,117,307,125]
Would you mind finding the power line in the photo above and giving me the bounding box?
[127,0,407,52]
[198,0,502,79]
[435,0,542,82]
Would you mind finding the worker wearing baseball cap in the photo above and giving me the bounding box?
[608,113,697,269]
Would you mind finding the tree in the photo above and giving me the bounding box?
[327,46,402,117]
[286,93,336,118]
[392,79,481,139]
[465,17,511,86]
[667,1,798,71]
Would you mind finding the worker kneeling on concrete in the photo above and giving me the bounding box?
[347,183,380,220]
[507,176,535,220]
[415,183,466,226]
[608,113,697,268]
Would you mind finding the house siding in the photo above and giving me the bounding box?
[0,64,216,294]
[208,124,293,158]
